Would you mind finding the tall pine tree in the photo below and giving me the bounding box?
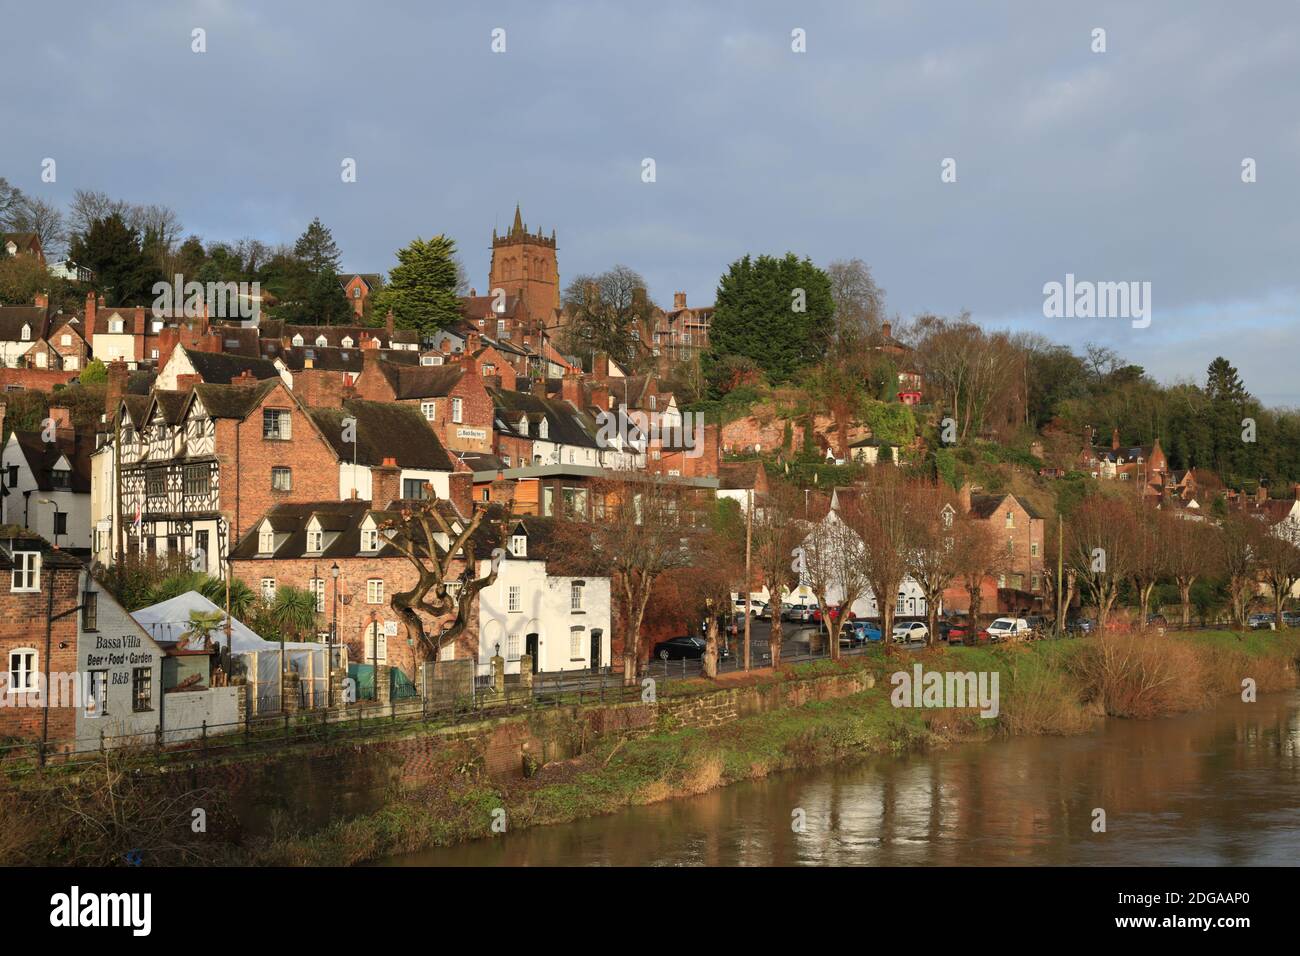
[373,235,462,336]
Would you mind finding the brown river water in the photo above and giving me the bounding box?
[385,691,1300,866]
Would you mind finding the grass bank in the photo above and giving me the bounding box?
[249,630,1300,866]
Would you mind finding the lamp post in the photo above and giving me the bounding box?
[330,562,340,707]
[35,498,58,547]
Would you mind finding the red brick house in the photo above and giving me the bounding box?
[339,274,384,319]
[352,351,496,456]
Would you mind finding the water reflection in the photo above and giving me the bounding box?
[389,692,1300,866]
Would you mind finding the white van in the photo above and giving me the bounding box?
[986,618,1032,642]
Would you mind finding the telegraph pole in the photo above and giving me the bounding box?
[1056,519,1064,637]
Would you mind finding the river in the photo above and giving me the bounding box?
[386,691,1300,866]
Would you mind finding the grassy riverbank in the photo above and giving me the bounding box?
[248,629,1300,866]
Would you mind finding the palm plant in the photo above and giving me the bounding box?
[198,575,257,620]
[182,610,227,650]
[269,586,320,643]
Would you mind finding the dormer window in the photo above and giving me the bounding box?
[510,533,527,557]
[341,336,353,348]
[307,528,323,553]
[20,324,30,341]
[315,335,328,347]
[51,468,70,490]
[109,318,124,334]
[153,320,164,333]
[518,415,528,434]
[258,526,275,553]
[292,334,304,346]
[538,419,549,439]
[361,523,380,552]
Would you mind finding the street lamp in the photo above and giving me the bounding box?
[35,498,59,547]
[329,562,340,706]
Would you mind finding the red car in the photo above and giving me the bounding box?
[946,621,988,645]
[811,606,855,626]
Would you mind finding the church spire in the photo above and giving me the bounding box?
[512,203,524,236]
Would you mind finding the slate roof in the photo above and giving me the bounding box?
[190,379,280,419]
[0,306,50,342]
[10,431,93,493]
[277,344,418,372]
[183,350,281,384]
[969,493,1044,520]
[307,399,455,471]
[282,324,419,349]
[378,363,466,399]
[718,460,765,490]
[0,527,83,570]
[489,387,600,449]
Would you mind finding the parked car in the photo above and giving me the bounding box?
[813,605,854,626]
[1249,613,1277,631]
[1024,615,1049,634]
[758,602,775,620]
[1282,611,1300,628]
[732,598,761,617]
[786,604,817,623]
[946,621,988,645]
[843,620,883,645]
[653,636,708,660]
[1065,617,1096,635]
[986,618,1032,643]
[1146,614,1169,634]
[892,621,928,643]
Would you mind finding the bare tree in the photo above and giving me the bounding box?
[844,471,918,653]
[1256,518,1300,629]
[798,499,869,659]
[1127,495,1167,626]
[1216,513,1260,629]
[554,474,700,684]
[1067,495,1137,630]
[7,195,67,259]
[1164,513,1215,627]
[952,514,1007,632]
[377,497,506,660]
[906,482,961,645]
[750,481,803,667]
[825,257,885,342]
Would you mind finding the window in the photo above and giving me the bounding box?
[309,578,325,613]
[508,585,521,612]
[506,633,521,660]
[151,349,159,360]
[11,551,39,591]
[132,667,152,712]
[510,533,527,557]
[452,398,463,423]
[538,419,549,439]
[271,467,292,491]
[571,581,584,612]
[315,335,328,347]
[53,512,67,536]
[367,579,384,604]
[364,623,387,662]
[261,577,276,601]
[20,324,30,341]
[258,528,275,553]
[262,408,291,440]
[307,528,323,552]
[8,649,36,693]
[292,334,304,346]
[184,463,209,497]
[146,468,166,497]
[110,318,124,334]
[402,478,429,500]
[353,288,361,299]
[421,401,436,421]
[361,528,379,552]
[1030,542,1039,557]
[85,669,108,717]
[5,465,15,488]
[570,627,584,659]
[342,336,354,348]
[1005,510,1014,528]
[60,334,71,346]
[82,591,98,631]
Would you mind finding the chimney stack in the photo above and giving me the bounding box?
[371,456,402,508]
[561,370,583,407]
[85,292,97,331]
[105,360,129,419]
[959,482,973,513]
[673,291,686,310]
[34,292,48,310]
[1112,428,1121,451]
[385,308,395,338]
[882,321,892,340]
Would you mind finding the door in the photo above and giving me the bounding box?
[590,628,603,672]
[525,633,539,673]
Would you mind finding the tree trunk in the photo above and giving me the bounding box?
[1178,580,1193,628]
[770,612,783,670]
[926,597,938,647]
[703,615,719,678]
[828,613,841,660]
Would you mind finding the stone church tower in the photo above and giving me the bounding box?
[489,205,560,323]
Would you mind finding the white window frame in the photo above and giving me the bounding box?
[85,669,109,716]
[309,577,325,613]
[510,534,526,557]
[8,648,37,693]
[421,401,436,421]
[307,529,323,553]
[507,585,521,613]
[452,397,463,423]
[11,551,39,592]
[258,530,275,554]
[261,578,276,601]
[364,622,387,663]
[571,581,584,612]
[367,579,384,605]
[569,627,583,660]
[362,528,380,552]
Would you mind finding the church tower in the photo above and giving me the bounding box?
[489,205,560,323]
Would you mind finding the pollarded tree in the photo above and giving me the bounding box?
[750,480,804,667]
[906,482,962,646]
[1255,518,1300,628]
[1164,512,1216,628]
[1127,494,1168,627]
[1216,513,1260,629]
[798,499,869,660]
[844,470,917,653]
[952,513,1007,632]
[1067,495,1137,630]
[377,496,507,661]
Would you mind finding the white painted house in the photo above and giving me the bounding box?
[0,412,93,551]
[477,516,612,676]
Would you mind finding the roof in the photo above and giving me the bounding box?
[0,306,49,343]
[131,590,317,654]
[9,431,92,493]
[379,362,466,399]
[490,387,600,449]
[0,527,83,570]
[969,493,1044,520]
[230,500,504,562]
[190,379,280,419]
[718,460,765,491]
[182,349,281,384]
[307,399,455,471]
[283,324,418,348]
[278,344,418,372]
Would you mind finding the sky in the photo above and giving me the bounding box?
[2,1,1298,404]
